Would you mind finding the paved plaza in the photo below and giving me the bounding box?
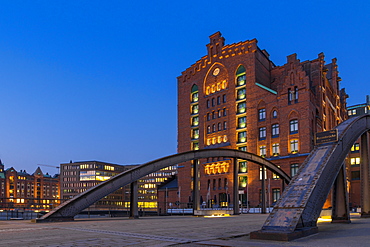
[0,213,369,246]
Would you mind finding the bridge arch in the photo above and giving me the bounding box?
[251,114,370,241]
[38,148,290,221]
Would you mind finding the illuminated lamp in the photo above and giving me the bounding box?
[223,135,228,142]
[207,139,211,145]
[212,137,216,144]
[218,136,222,143]
[206,86,210,95]
[211,85,216,93]
[217,82,221,91]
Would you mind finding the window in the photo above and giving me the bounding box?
[218,110,222,118]
[238,146,247,152]
[272,143,279,156]
[223,94,227,103]
[239,161,247,173]
[294,86,298,102]
[223,121,227,130]
[259,145,266,157]
[217,96,221,105]
[207,125,211,134]
[191,104,199,114]
[212,124,216,132]
[351,171,360,180]
[272,110,277,118]
[238,116,246,129]
[238,131,247,143]
[271,124,279,137]
[290,119,298,134]
[192,116,199,126]
[259,167,267,180]
[207,113,210,121]
[239,176,247,188]
[288,88,292,104]
[218,122,222,131]
[259,127,266,140]
[258,109,266,121]
[351,157,360,165]
[237,102,246,114]
[290,140,299,153]
[192,129,199,139]
[351,143,360,152]
[272,189,280,203]
[348,109,356,116]
[223,108,227,116]
[237,88,246,100]
[290,163,299,177]
[192,142,199,150]
[207,99,210,108]
[213,111,217,119]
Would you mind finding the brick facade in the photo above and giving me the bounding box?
[176,32,347,209]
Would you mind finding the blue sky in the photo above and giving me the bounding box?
[0,1,369,174]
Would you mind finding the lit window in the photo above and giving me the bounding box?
[191,104,199,114]
[290,163,299,177]
[236,74,246,86]
[238,116,246,129]
[239,176,247,188]
[237,88,246,100]
[290,140,299,153]
[239,161,247,173]
[258,109,266,121]
[351,143,360,152]
[272,189,280,203]
[290,119,298,134]
[192,116,199,126]
[238,131,247,143]
[192,142,199,150]
[238,146,247,152]
[218,110,222,118]
[259,167,267,180]
[351,157,360,165]
[191,92,198,102]
[259,127,266,140]
[212,124,216,132]
[272,124,279,137]
[272,143,279,156]
[237,102,246,114]
[348,109,356,116]
[192,129,199,139]
[259,145,266,157]
[207,125,211,134]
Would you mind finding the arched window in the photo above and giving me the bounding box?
[236,65,246,86]
[191,84,198,103]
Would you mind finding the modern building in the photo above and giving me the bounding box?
[60,161,176,212]
[172,32,348,211]
[0,162,60,210]
[347,95,370,209]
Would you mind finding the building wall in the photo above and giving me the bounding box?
[177,32,347,208]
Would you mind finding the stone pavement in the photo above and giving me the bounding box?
[0,213,369,246]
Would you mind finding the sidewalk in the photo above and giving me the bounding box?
[0,213,369,246]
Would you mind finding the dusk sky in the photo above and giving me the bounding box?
[0,1,369,175]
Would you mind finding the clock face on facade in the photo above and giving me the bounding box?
[213,67,220,76]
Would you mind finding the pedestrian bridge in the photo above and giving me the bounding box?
[35,148,290,222]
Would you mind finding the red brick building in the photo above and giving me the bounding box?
[172,32,348,211]
[0,162,60,210]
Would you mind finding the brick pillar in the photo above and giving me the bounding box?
[331,163,351,223]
